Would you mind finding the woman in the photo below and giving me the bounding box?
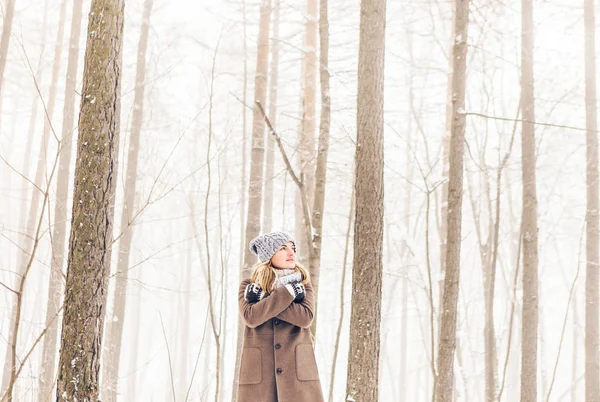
[237,231,324,402]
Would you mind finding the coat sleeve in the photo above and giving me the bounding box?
[238,279,295,328]
[275,280,315,328]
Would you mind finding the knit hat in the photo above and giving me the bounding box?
[249,232,296,262]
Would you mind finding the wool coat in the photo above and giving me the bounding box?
[237,278,324,402]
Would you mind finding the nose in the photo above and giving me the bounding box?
[287,250,295,258]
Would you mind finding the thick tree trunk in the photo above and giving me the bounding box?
[55,0,124,400]
[584,0,599,400]
[520,0,539,400]
[433,1,469,400]
[38,1,83,399]
[101,1,152,400]
[345,0,386,399]
[262,0,280,234]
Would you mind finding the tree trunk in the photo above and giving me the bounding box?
[176,235,192,401]
[433,1,469,401]
[344,0,386,399]
[232,1,248,398]
[328,181,354,402]
[572,297,579,402]
[38,0,83,399]
[520,0,539,400]
[399,108,413,402]
[439,0,455,326]
[55,0,124,400]
[262,0,280,234]
[234,1,271,397]
[296,0,318,262]
[101,1,151,400]
[0,0,16,125]
[241,0,269,277]
[584,0,599,400]
[307,0,331,338]
[127,266,142,402]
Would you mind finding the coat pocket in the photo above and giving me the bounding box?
[295,343,320,381]
[239,347,262,385]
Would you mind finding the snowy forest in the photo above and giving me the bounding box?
[0,0,599,401]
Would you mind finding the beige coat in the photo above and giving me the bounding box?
[237,278,324,402]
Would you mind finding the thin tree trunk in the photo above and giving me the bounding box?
[328,182,354,402]
[296,0,318,262]
[0,0,16,124]
[584,0,599,399]
[38,0,83,398]
[203,40,223,402]
[399,121,412,401]
[55,0,124,399]
[127,260,142,402]
[262,0,279,234]
[572,297,579,402]
[433,1,469,400]
[439,0,456,329]
[232,0,249,399]
[520,0,539,400]
[101,1,152,400]
[345,0,386,398]
[307,0,331,338]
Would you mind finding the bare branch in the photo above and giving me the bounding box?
[465,111,592,133]
[0,281,17,296]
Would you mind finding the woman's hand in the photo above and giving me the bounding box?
[244,283,265,303]
[287,283,305,303]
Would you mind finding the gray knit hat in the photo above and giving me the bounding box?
[249,232,296,262]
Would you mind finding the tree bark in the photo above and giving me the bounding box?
[55,0,124,400]
[101,1,152,400]
[433,1,469,400]
[345,0,386,399]
[234,0,271,397]
[262,0,280,234]
[241,0,270,277]
[520,0,539,400]
[307,0,331,338]
[296,0,318,262]
[38,1,83,399]
[584,0,599,399]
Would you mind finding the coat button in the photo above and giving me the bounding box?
[276,368,283,374]
[274,319,280,325]
[275,344,281,349]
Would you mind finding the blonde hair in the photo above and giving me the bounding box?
[251,260,310,294]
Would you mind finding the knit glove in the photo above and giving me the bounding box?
[244,283,265,303]
[285,283,305,303]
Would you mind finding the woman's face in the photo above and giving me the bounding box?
[270,241,296,269]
